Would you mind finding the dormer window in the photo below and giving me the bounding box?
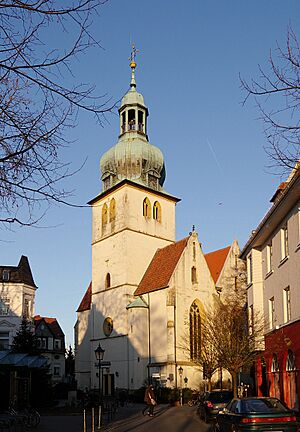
[2,270,9,282]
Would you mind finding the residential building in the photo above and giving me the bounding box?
[34,315,66,383]
[0,256,37,350]
[241,166,300,410]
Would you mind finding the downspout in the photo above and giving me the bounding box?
[148,293,151,384]
[174,297,177,388]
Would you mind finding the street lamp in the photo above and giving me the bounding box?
[94,343,105,405]
[178,366,183,406]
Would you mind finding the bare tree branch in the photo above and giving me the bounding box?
[0,0,114,228]
[240,25,300,174]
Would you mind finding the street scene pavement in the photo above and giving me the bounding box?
[37,404,212,432]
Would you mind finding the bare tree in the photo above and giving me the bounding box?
[240,26,300,174]
[0,0,113,228]
[203,296,263,398]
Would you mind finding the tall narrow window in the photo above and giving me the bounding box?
[193,242,196,260]
[153,201,161,222]
[247,253,253,284]
[191,266,197,284]
[269,297,275,329]
[109,198,116,222]
[102,203,108,226]
[105,273,111,289]
[143,198,151,218]
[283,286,291,323]
[281,223,288,260]
[189,301,201,361]
[266,242,273,274]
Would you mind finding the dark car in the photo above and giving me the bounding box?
[215,397,300,432]
[198,390,234,422]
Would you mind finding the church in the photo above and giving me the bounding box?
[74,51,243,395]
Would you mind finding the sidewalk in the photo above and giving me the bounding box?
[37,403,152,432]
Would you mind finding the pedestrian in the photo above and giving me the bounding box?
[142,384,157,416]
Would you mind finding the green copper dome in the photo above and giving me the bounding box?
[100,55,166,192]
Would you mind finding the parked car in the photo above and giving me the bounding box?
[215,397,300,432]
[198,390,234,422]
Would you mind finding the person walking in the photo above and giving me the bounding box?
[142,384,156,416]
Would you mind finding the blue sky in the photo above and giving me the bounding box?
[1,0,299,345]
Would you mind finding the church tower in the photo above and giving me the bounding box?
[87,48,180,390]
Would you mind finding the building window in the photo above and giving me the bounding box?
[280,223,289,260]
[143,198,151,218]
[0,332,9,350]
[189,301,201,361]
[23,299,31,318]
[283,286,291,323]
[191,266,197,284]
[54,339,61,350]
[286,350,296,372]
[269,297,275,329]
[109,198,116,222]
[153,201,161,222]
[2,270,10,281]
[0,298,10,315]
[266,242,273,274]
[248,304,254,335]
[102,203,108,226]
[193,242,196,260]
[247,253,253,284]
[53,365,61,376]
[105,273,111,289]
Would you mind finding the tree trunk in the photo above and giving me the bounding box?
[231,371,238,398]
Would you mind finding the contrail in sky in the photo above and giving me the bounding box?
[207,138,223,174]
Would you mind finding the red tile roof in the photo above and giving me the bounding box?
[204,246,231,283]
[77,282,92,312]
[134,238,189,296]
[34,315,64,338]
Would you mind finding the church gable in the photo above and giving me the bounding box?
[134,237,189,295]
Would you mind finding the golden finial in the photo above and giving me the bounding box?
[129,43,139,88]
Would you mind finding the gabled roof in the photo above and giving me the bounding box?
[77,282,92,312]
[134,237,189,296]
[34,315,64,339]
[204,246,231,283]
[0,255,37,287]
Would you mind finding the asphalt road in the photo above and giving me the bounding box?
[37,404,213,432]
[102,405,213,432]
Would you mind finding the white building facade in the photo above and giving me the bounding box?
[241,166,300,409]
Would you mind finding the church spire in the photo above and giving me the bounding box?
[129,43,138,88]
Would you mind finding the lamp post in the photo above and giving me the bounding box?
[94,343,105,405]
[178,366,183,406]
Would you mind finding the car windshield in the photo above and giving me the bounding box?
[241,398,289,413]
[207,392,233,402]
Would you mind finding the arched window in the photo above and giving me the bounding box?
[271,354,279,372]
[109,198,116,222]
[286,350,296,372]
[102,203,108,226]
[190,301,201,361]
[105,273,111,289]
[153,201,161,222]
[143,197,151,218]
[191,266,197,284]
